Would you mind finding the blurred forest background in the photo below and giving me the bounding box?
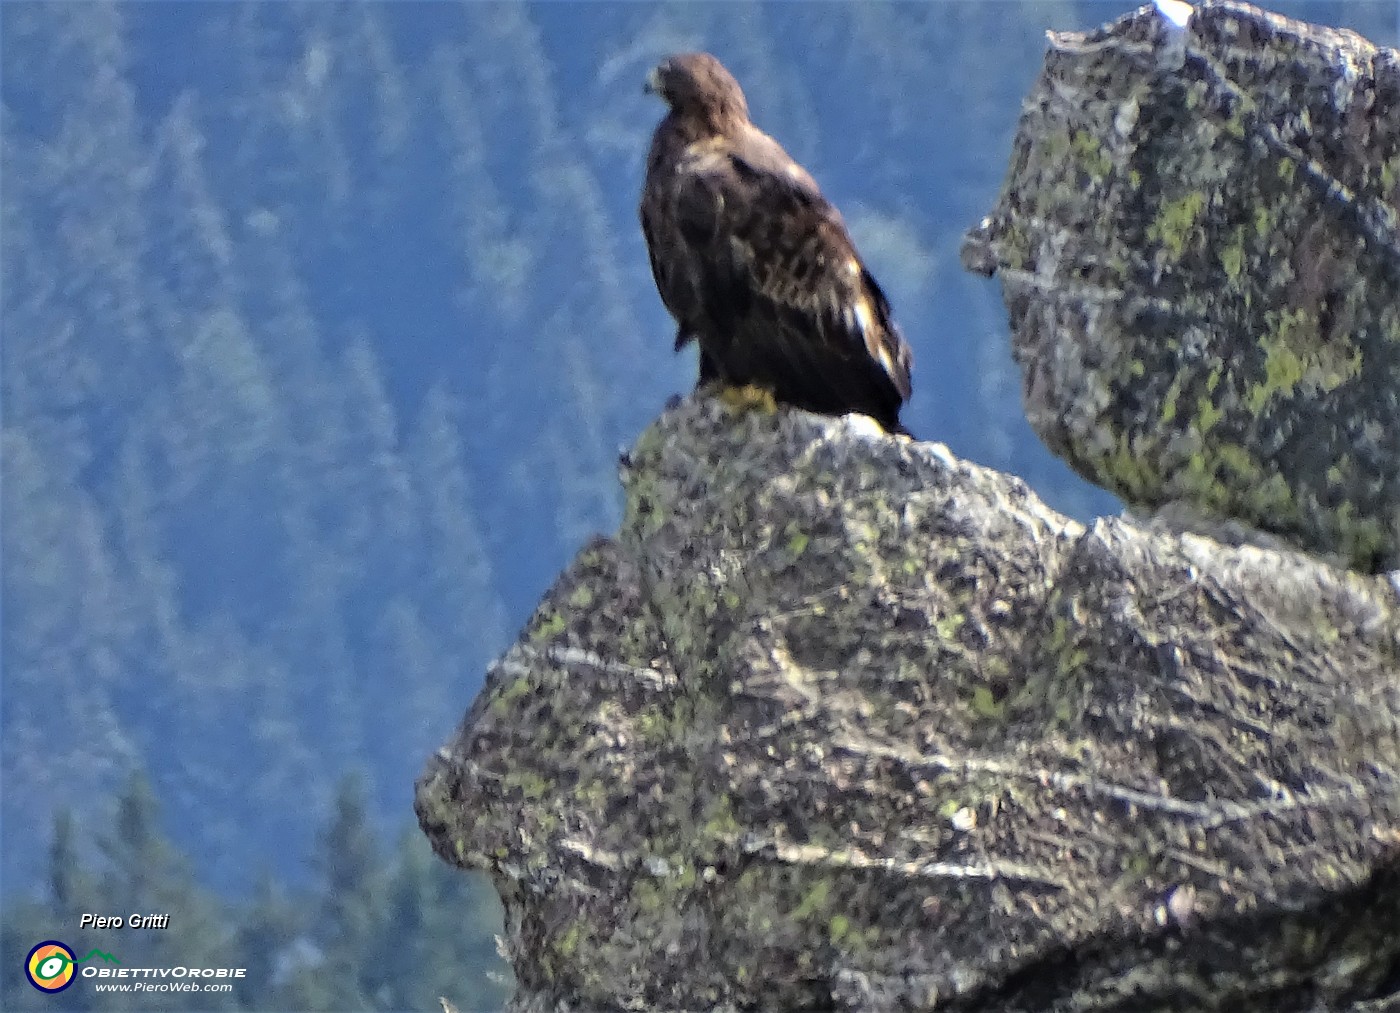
[3,2,1396,1009]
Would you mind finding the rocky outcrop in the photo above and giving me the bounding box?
[419,2,1400,1009]
[418,397,1400,1011]
[962,0,1400,573]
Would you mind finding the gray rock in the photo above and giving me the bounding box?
[962,0,1400,573]
[416,396,1400,1011]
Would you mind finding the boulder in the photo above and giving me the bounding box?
[417,397,1400,1011]
[962,0,1400,573]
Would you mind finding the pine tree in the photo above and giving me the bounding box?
[366,831,511,1012]
[1,812,94,1013]
[49,808,98,923]
[231,872,306,1010]
[92,772,234,1010]
[283,772,383,1011]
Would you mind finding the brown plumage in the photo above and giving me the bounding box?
[639,52,913,434]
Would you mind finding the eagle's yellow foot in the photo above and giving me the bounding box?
[717,383,778,415]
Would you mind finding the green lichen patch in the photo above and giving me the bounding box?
[965,0,1400,572]
[417,388,1400,1010]
[1148,190,1208,259]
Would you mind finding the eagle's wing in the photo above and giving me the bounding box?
[668,135,912,421]
[641,192,719,382]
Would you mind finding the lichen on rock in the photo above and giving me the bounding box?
[962,0,1400,573]
[417,396,1400,1012]
[418,3,1400,1008]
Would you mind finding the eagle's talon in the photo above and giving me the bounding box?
[717,384,779,415]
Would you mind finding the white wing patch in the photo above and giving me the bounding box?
[876,341,898,380]
[844,265,874,337]
[853,298,874,339]
[843,265,899,378]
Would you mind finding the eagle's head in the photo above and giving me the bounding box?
[645,53,749,125]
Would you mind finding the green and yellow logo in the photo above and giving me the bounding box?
[24,940,120,993]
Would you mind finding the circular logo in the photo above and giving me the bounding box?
[26,941,76,993]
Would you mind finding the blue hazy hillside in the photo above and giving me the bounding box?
[3,0,1396,909]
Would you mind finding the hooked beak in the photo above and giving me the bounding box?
[644,65,663,96]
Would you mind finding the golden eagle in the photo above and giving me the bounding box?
[639,53,913,434]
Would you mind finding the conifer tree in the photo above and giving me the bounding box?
[366,831,511,1012]
[232,871,306,1010]
[292,772,384,1010]
[92,772,233,1010]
